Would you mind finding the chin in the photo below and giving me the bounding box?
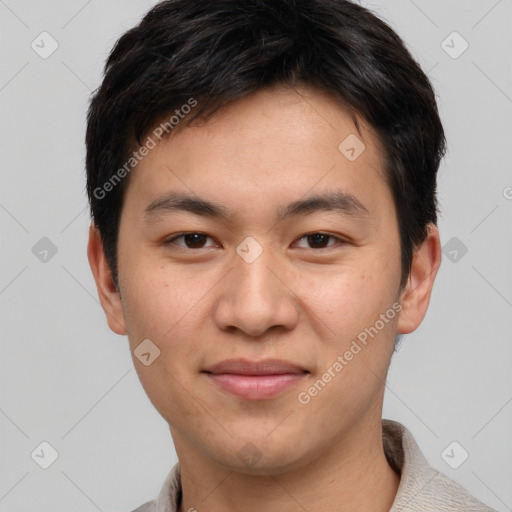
[211,434,315,476]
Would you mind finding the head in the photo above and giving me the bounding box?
[87,0,445,474]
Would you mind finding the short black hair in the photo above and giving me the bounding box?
[86,0,446,289]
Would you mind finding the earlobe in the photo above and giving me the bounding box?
[87,223,128,335]
[397,224,442,335]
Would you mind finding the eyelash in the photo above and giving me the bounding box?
[163,232,346,251]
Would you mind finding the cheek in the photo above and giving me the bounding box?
[293,263,399,431]
[119,262,210,421]
[119,238,185,326]
[122,270,198,341]
[119,252,221,374]
[295,253,400,346]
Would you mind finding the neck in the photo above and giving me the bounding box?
[174,418,400,512]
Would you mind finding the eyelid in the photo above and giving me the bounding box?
[292,232,347,249]
[164,232,218,248]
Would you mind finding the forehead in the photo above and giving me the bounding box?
[123,84,391,220]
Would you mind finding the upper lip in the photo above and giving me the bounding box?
[203,358,309,375]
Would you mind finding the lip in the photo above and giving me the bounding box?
[202,358,309,400]
[203,358,308,375]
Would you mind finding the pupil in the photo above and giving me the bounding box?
[185,233,205,248]
[309,234,327,248]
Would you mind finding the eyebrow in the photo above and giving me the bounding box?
[143,192,230,221]
[277,191,369,220]
[143,190,370,223]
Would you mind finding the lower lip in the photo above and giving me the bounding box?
[204,373,307,400]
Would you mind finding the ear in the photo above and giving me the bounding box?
[397,223,442,334]
[87,223,127,335]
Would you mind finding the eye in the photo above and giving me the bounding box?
[163,232,345,251]
[293,232,344,249]
[164,232,217,249]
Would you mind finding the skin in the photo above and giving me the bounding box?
[88,84,441,512]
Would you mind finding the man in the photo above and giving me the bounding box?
[86,1,496,510]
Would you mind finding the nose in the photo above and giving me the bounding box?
[212,245,299,337]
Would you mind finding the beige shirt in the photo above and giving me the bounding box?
[131,419,496,512]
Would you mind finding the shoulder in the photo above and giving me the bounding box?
[393,462,497,511]
[420,471,496,511]
[383,420,497,512]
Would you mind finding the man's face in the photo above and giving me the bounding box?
[107,85,407,472]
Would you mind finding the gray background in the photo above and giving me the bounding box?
[0,0,511,510]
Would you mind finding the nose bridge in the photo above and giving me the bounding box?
[213,239,298,336]
[237,247,275,298]
[233,241,280,312]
